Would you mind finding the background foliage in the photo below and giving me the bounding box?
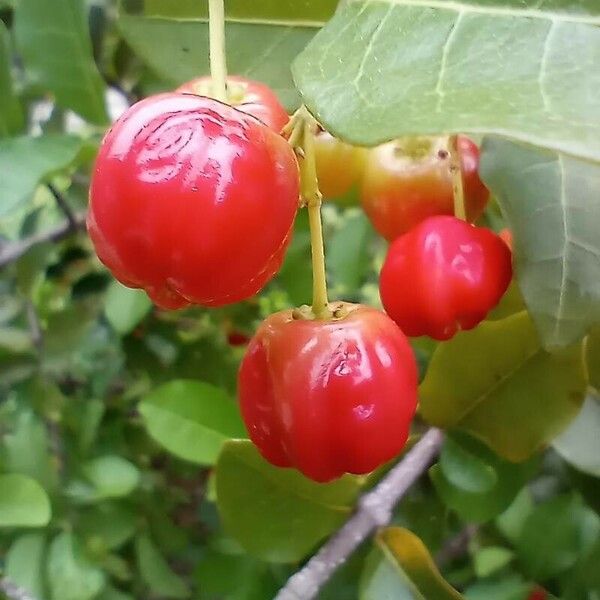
[0,1,599,599]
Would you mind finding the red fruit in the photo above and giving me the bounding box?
[227,331,250,347]
[527,587,547,600]
[238,303,418,482]
[313,130,366,201]
[361,136,489,241]
[176,75,288,132]
[380,216,512,340]
[88,93,299,309]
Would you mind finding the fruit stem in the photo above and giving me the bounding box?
[208,0,228,103]
[287,107,330,319]
[448,135,467,221]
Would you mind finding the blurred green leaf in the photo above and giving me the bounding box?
[430,434,536,523]
[0,134,82,216]
[216,440,363,563]
[463,574,530,600]
[118,0,337,110]
[14,0,107,123]
[517,494,596,581]
[0,473,51,527]
[139,379,246,465]
[135,533,190,599]
[82,455,140,499]
[473,547,514,578]
[420,312,586,461]
[439,433,497,494]
[587,329,600,391]
[294,1,600,162]
[359,527,463,599]
[5,533,46,599]
[4,409,58,491]
[496,488,534,545]
[47,532,106,600]
[0,326,33,353]
[79,502,138,550]
[0,21,24,136]
[553,393,600,477]
[104,281,152,335]
[97,586,135,600]
[328,210,374,296]
[481,138,600,350]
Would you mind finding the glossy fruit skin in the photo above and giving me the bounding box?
[314,130,366,202]
[361,136,489,241]
[238,303,418,482]
[88,93,299,310]
[176,75,288,132]
[380,216,512,340]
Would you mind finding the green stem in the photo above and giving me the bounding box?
[298,113,330,319]
[208,0,228,102]
[448,135,467,221]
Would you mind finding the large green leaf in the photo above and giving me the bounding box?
[104,281,152,335]
[293,0,600,162]
[135,534,190,599]
[139,380,246,465]
[480,137,600,350]
[553,393,600,477]
[431,434,537,523]
[586,329,600,391]
[0,21,23,137]
[0,473,51,527]
[216,440,364,563]
[5,533,46,599]
[14,0,107,123]
[118,0,337,110]
[82,455,141,499]
[47,532,106,600]
[0,134,82,216]
[360,527,463,599]
[419,312,586,461]
[79,502,138,550]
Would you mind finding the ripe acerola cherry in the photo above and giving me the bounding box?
[361,136,489,241]
[313,129,366,202]
[527,587,547,600]
[238,303,418,482]
[176,75,288,132]
[88,93,299,309]
[380,216,512,340]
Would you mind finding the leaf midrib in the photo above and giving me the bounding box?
[120,14,325,28]
[347,0,600,26]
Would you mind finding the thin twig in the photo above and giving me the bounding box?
[0,577,38,600]
[47,183,77,230]
[0,212,86,269]
[25,299,43,352]
[274,428,444,600]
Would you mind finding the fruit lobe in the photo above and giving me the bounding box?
[314,130,366,202]
[238,303,418,482]
[88,93,299,309]
[361,136,489,241]
[176,75,289,132]
[380,216,512,340]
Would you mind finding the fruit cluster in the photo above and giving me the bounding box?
[89,76,512,483]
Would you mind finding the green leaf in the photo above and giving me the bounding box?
[480,137,600,350]
[79,502,138,550]
[587,329,600,391]
[463,574,529,600]
[0,473,51,527]
[293,1,600,162]
[0,21,24,136]
[14,0,107,123]
[139,379,246,465]
[328,210,375,296]
[0,134,82,216]
[104,281,152,335]
[473,547,514,578]
[135,533,190,599]
[4,409,58,491]
[495,488,534,545]
[420,312,586,461]
[5,533,46,599]
[517,494,593,580]
[553,393,600,477]
[431,435,535,523]
[82,455,140,499]
[360,527,464,600]
[0,326,32,353]
[98,587,135,600]
[439,433,497,494]
[47,532,106,600]
[216,440,364,562]
[118,0,337,110]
